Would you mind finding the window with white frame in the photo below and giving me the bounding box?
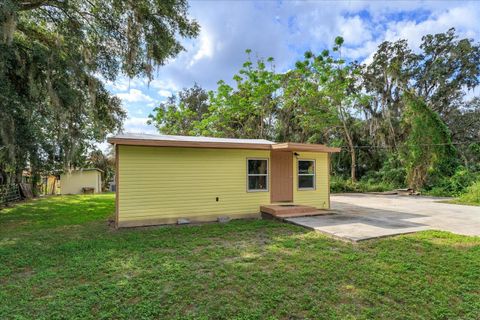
[298,160,315,190]
[247,159,268,191]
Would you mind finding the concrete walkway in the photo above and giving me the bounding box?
[286,194,480,241]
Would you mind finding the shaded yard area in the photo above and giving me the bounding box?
[0,193,115,233]
[1,194,479,319]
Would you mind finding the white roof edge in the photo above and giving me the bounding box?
[61,168,104,173]
[110,133,275,145]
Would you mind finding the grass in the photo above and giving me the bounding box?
[0,193,115,233]
[447,199,480,206]
[1,194,480,319]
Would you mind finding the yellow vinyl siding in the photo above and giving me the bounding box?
[293,152,329,209]
[118,146,270,225]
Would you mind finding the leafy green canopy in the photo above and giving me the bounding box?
[0,0,199,182]
[148,83,209,136]
[87,149,115,191]
[362,28,480,150]
[201,51,282,139]
[150,29,480,190]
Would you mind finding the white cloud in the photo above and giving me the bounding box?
[96,141,111,153]
[331,2,480,64]
[124,117,157,134]
[158,89,172,97]
[190,28,215,66]
[383,5,480,50]
[104,0,480,128]
[104,77,148,92]
[110,80,129,91]
[339,16,372,46]
[150,78,179,91]
[463,86,479,102]
[115,89,154,103]
[345,40,379,62]
[125,117,149,126]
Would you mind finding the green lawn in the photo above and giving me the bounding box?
[1,195,479,319]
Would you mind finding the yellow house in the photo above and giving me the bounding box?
[108,134,340,228]
[60,169,103,195]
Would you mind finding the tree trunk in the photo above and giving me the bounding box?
[338,106,356,182]
[1,9,17,44]
[344,132,356,183]
[15,169,22,184]
[349,142,356,182]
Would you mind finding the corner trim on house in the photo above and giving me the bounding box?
[115,144,119,229]
[327,153,331,209]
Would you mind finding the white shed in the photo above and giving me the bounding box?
[60,169,103,194]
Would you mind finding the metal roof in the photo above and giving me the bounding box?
[110,133,275,145]
[107,133,340,153]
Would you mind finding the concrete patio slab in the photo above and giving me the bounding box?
[286,194,480,241]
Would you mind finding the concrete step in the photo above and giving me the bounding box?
[271,210,332,218]
[260,204,334,219]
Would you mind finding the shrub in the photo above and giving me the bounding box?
[377,155,406,187]
[330,176,357,193]
[423,167,479,197]
[358,155,406,189]
[330,176,396,193]
[457,181,480,205]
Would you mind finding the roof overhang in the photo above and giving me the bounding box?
[108,137,341,153]
[272,142,341,153]
[107,138,272,150]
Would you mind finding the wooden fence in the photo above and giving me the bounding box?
[1,180,53,207]
[0,184,21,206]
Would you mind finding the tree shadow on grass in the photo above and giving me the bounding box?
[1,217,479,319]
[0,194,115,233]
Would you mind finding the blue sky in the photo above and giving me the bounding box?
[104,0,480,135]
